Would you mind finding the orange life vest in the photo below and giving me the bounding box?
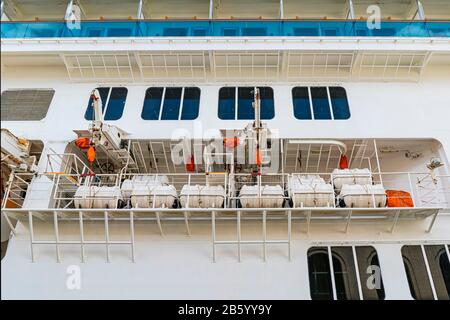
[87,146,96,163]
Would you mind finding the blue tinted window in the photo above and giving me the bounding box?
[242,28,266,36]
[84,87,110,120]
[218,87,236,120]
[237,87,254,120]
[294,28,319,36]
[219,87,274,120]
[292,87,312,120]
[163,28,188,36]
[181,87,200,120]
[311,87,331,120]
[87,29,103,37]
[161,87,182,120]
[223,28,237,36]
[259,87,275,120]
[104,87,127,120]
[329,87,350,120]
[108,28,132,37]
[373,28,396,36]
[193,29,207,36]
[141,87,164,120]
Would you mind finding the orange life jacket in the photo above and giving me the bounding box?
[87,146,96,163]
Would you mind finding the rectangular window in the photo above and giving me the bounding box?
[218,87,236,120]
[402,245,450,300]
[161,87,182,120]
[219,87,274,120]
[181,87,201,120]
[141,87,164,120]
[329,87,350,120]
[1,89,55,121]
[237,87,254,120]
[104,87,127,120]
[308,246,385,300]
[293,86,350,121]
[84,87,127,121]
[292,87,312,120]
[311,87,332,120]
[142,87,200,120]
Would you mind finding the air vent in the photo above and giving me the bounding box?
[1,89,55,121]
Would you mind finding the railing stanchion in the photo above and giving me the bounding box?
[53,211,60,263]
[130,211,135,263]
[104,211,110,263]
[212,210,216,263]
[28,211,35,262]
[263,210,267,262]
[79,211,85,262]
[288,210,292,261]
[237,210,241,262]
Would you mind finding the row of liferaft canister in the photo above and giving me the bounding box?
[74,175,226,209]
[332,168,386,208]
[286,169,386,208]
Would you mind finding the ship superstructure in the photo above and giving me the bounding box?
[1,0,450,300]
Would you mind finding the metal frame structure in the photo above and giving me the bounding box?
[61,52,135,82]
[2,207,447,263]
[55,48,436,83]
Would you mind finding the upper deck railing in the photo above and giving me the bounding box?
[1,19,450,39]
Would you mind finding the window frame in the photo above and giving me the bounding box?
[218,86,275,120]
[84,87,128,121]
[141,86,201,121]
[307,245,384,300]
[401,244,450,300]
[292,86,350,121]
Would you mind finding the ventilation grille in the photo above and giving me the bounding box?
[1,89,55,121]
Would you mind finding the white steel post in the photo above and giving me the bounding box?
[328,246,338,300]
[104,211,110,263]
[347,0,355,19]
[212,211,216,263]
[390,210,401,233]
[421,245,438,300]
[130,211,135,262]
[79,211,85,262]
[209,0,213,19]
[28,211,35,263]
[373,139,383,186]
[345,210,352,233]
[288,210,292,261]
[263,210,267,262]
[352,246,364,300]
[137,0,143,19]
[53,211,61,263]
[279,0,284,19]
[237,210,241,262]
[416,0,425,20]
